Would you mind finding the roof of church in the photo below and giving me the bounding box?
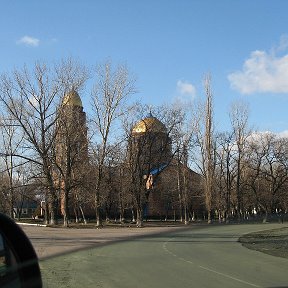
[132,113,167,134]
[62,90,83,107]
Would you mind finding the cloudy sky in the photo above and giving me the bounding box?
[1,0,288,134]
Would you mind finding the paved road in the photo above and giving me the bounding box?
[20,224,180,259]
[24,223,288,288]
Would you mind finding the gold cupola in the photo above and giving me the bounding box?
[62,90,83,108]
[132,113,167,134]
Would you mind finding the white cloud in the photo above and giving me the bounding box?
[177,80,196,98]
[276,130,288,138]
[274,35,288,53]
[228,37,288,94]
[247,130,288,146]
[17,35,40,47]
[247,131,273,142]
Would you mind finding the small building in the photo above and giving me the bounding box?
[13,200,38,219]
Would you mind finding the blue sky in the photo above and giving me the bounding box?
[1,0,288,134]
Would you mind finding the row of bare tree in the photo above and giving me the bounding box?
[0,59,287,226]
[193,77,288,223]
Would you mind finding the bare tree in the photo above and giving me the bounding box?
[53,93,89,227]
[0,116,24,218]
[0,171,10,214]
[203,75,214,223]
[246,133,288,222]
[104,142,129,223]
[171,106,193,224]
[192,75,215,223]
[90,60,136,226]
[0,60,88,224]
[214,132,237,222]
[229,100,250,221]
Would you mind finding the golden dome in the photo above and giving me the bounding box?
[132,114,167,134]
[62,90,83,107]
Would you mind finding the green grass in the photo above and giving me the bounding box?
[239,226,288,259]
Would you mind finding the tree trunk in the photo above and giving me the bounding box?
[63,190,69,227]
[49,197,58,225]
[263,210,268,223]
[183,162,189,225]
[118,192,124,223]
[177,161,183,222]
[95,191,101,227]
[136,207,143,227]
[236,156,242,222]
[63,215,69,227]
[9,191,14,219]
[49,206,56,225]
[74,208,79,223]
[43,201,49,225]
[131,208,135,222]
[79,205,87,224]
[207,210,212,224]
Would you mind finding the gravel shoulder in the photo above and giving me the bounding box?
[239,226,288,259]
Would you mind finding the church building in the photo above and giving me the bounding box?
[53,91,203,222]
[55,90,89,220]
[130,114,203,220]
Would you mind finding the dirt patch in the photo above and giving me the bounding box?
[239,226,288,259]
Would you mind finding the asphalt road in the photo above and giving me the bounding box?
[24,223,288,288]
[20,224,179,259]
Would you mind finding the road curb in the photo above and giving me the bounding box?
[16,222,47,227]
